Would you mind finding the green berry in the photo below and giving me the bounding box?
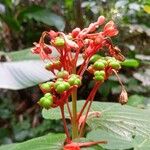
[54,79,63,89]
[44,93,52,99]
[68,77,76,85]
[57,70,69,79]
[63,82,70,90]
[95,75,104,81]
[90,54,102,63]
[109,61,121,69]
[38,97,53,109]
[40,83,51,91]
[93,61,105,70]
[94,70,105,77]
[97,59,107,65]
[73,78,81,86]
[54,37,65,46]
[56,84,66,94]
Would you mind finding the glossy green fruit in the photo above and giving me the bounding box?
[56,84,66,94]
[109,61,121,69]
[98,59,107,65]
[95,75,104,81]
[63,82,70,90]
[40,83,51,91]
[90,54,102,63]
[57,70,69,79]
[94,70,105,77]
[93,61,105,70]
[54,79,63,89]
[38,97,53,109]
[44,93,52,99]
[54,37,65,46]
[73,78,81,86]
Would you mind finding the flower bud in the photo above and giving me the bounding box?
[57,70,69,79]
[72,28,81,38]
[93,61,105,70]
[119,88,128,105]
[54,37,65,46]
[97,16,105,25]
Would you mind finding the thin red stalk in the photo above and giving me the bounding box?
[77,83,99,121]
[60,105,71,143]
[66,98,73,120]
[79,83,100,137]
[78,141,107,147]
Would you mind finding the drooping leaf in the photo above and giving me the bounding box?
[121,59,139,68]
[18,6,65,31]
[0,133,65,150]
[0,48,83,90]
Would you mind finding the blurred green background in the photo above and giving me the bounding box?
[0,0,150,145]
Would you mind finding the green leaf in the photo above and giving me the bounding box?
[43,101,150,136]
[0,49,83,90]
[0,14,20,31]
[127,94,145,107]
[87,129,133,149]
[0,133,65,150]
[18,6,65,31]
[143,5,150,14]
[121,59,140,68]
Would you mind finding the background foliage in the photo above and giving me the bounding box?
[0,0,150,149]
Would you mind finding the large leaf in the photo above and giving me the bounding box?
[0,49,83,90]
[0,133,65,150]
[18,6,65,31]
[42,101,150,149]
[42,101,150,137]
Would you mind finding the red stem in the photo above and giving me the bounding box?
[79,83,100,137]
[77,83,100,121]
[78,141,107,147]
[66,98,73,120]
[60,105,71,143]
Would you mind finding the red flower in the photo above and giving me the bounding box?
[31,42,52,60]
[103,21,118,37]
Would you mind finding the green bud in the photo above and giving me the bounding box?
[38,97,53,109]
[56,84,66,94]
[44,93,52,99]
[90,54,102,63]
[40,83,50,91]
[95,75,104,81]
[54,37,65,46]
[57,70,69,79]
[73,78,81,86]
[94,70,105,77]
[63,82,70,90]
[109,61,121,69]
[93,61,105,70]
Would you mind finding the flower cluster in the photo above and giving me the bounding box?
[32,16,127,149]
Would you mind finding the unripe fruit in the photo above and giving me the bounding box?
[94,70,105,77]
[95,75,104,81]
[38,97,53,109]
[68,77,76,85]
[109,61,121,69]
[73,78,81,86]
[93,61,105,70]
[56,84,66,94]
[63,82,70,90]
[45,62,53,71]
[57,70,69,79]
[90,54,101,63]
[98,59,107,65]
[54,37,65,46]
[44,93,52,99]
[54,80,63,89]
[40,83,51,91]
